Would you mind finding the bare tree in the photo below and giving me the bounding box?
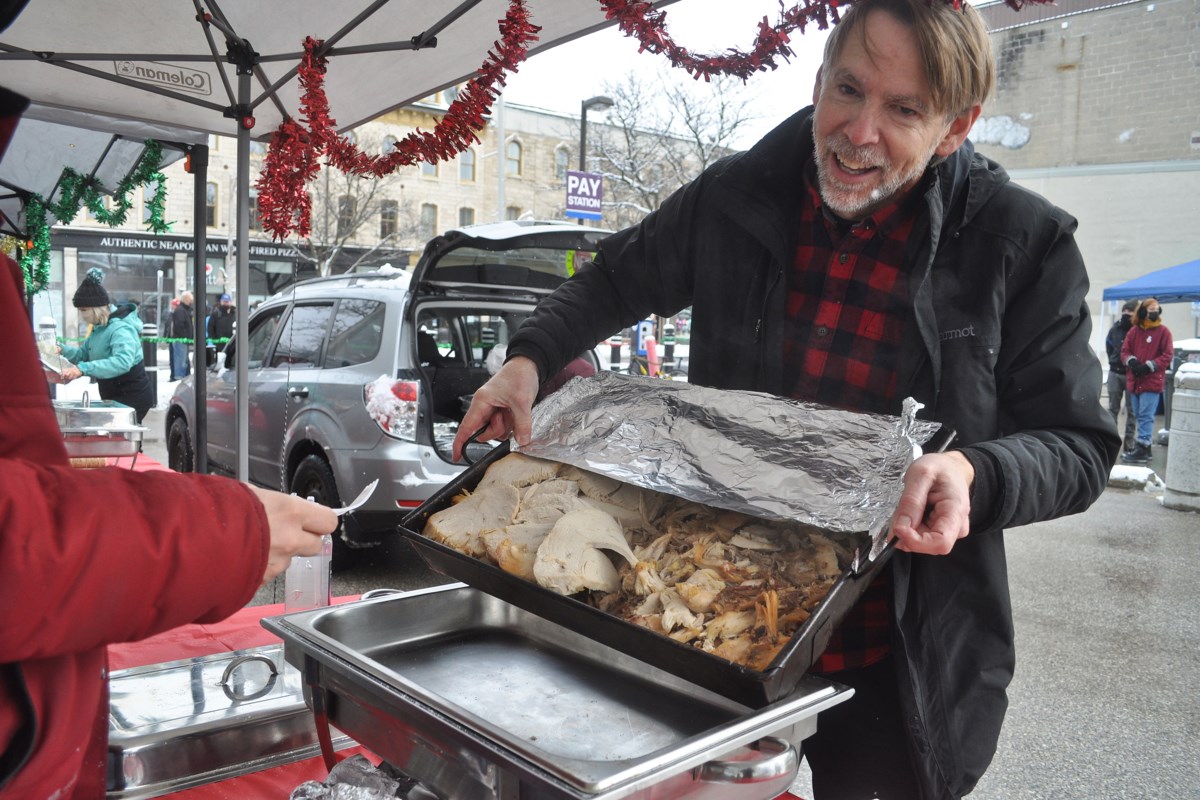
[289,130,422,276]
[590,70,754,230]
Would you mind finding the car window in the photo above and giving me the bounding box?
[325,299,385,368]
[270,303,334,369]
[245,307,285,369]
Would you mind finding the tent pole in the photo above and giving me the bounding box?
[235,71,251,483]
[190,143,209,474]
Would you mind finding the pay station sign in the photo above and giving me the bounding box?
[565,170,603,221]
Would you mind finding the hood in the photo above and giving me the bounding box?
[934,137,1010,236]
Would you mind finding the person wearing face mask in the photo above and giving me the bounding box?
[1120,297,1174,464]
[1106,299,1140,452]
[58,267,156,422]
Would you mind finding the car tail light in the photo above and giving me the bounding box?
[364,376,420,441]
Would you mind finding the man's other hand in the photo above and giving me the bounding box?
[888,450,975,556]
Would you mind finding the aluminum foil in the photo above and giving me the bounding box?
[516,371,941,557]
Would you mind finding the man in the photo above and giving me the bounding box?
[454,1,1119,797]
[1106,298,1139,453]
[168,290,194,380]
[0,88,337,797]
[207,291,236,347]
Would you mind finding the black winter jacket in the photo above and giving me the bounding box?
[509,107,1119,798]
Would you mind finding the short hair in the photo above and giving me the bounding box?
[1121,299,1139,313]
[822,0,996,117]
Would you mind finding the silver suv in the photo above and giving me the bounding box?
[165,220,608,556]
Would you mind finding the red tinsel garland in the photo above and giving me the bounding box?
[257,0,541,241]
[258,0,1056,240]
[598,0,1057,81]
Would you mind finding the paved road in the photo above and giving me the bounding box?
[136,375,1199,799]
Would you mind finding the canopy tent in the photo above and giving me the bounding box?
[1101,258,1200,305]
[0,0,676,479]
[0,103,194,241]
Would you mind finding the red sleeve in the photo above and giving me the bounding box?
[0,252,271,662]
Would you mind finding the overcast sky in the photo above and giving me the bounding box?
[501,0,831,149]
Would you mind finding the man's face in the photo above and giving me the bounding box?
[221,300,232,310]
[811,11,980,220]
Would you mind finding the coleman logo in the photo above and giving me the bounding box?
[114,61,211,96]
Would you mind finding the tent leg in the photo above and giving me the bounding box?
[191,143,209,474]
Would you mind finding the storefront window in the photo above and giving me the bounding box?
[77,251,174,328]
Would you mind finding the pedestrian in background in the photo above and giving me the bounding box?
[1105,298,1139,452]
[58,267,155,422]
[207,291,236,346]
[168,290,194,380]
[1121,297,1173,464]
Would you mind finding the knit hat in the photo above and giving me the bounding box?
[219,293,232,302]
[73,267,110,308]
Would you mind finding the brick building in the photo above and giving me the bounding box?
[972,0,1200,341]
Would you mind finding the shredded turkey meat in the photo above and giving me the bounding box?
[422,453,858,671]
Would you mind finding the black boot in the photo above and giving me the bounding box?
[1122,442,1151,464]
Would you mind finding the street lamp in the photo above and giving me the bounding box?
[579,95,613,171]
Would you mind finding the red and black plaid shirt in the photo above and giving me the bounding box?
[785,157,920,673]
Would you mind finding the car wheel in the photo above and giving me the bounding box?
[290,454,342,507]
[167,417,194,472]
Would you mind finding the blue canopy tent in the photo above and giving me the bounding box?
[1102,258,1200,304]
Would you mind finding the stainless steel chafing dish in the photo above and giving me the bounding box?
[107,644,354,798]
[264,583,853,800]
[52,397,146,458]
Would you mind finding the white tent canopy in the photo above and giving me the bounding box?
[0,104,194,239]
[2,0,674,479]
[0,0,637,139]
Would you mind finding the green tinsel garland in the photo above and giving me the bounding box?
[19,139,173,297]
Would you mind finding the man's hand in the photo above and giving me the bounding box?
[888,450,975,555]
[60,365,82,382]
[451,356,540,463]
[248,485,339,584]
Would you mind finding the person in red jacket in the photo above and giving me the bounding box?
[1120,297,1174,464]
[0,90,338,800]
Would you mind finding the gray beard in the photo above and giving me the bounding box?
[814,139,938,220]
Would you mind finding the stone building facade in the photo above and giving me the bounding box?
[972,0,1200,342]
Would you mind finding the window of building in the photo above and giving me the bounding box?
[421,159,438,177]
[555,147,570,181]
[459,148,476,182]
[383,135,398,152]
[249,140,267,155]
[505,140,522,176]
[248,191,261,231]
[337,195,356,239]
[505,206,521,221]
[458,207,475,227]
[141,181,159,223]
[205,182,217,228]
[420,203,438,239]
[380,200,398,239]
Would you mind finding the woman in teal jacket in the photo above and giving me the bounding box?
[59,267,155,422]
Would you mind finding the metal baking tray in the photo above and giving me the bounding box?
[264,584,852,800]
[397,440,896,708]
[107,644,353,798]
